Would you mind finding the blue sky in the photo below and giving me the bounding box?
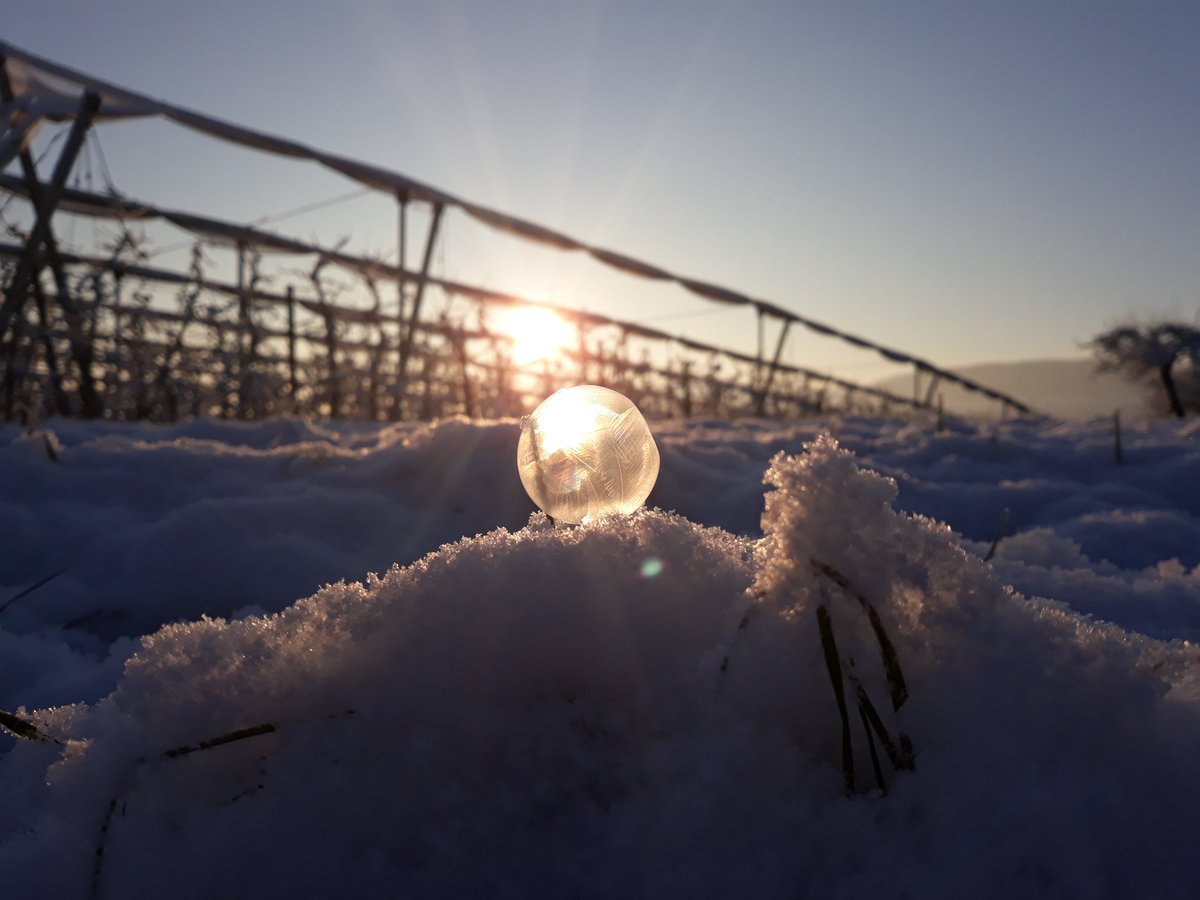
[4,1,1198,380]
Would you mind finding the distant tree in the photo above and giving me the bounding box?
[1087,322,1200,418]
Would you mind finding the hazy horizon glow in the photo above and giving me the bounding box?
[3,1,1197,382]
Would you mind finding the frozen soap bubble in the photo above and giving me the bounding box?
[518,385,660,525]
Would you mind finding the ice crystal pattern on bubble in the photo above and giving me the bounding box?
[517,385,660,524]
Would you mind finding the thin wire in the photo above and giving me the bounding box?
[91,130,120,195]
[0,126,70,218]
[31,125,68,168]
[146,186,372,259]
[66,138,99,250]
[644,305,739,323]
[147,237,204,260]
[0,188,18,219]
[81,132,94,191]
[250,187,370,227]
[436,209,447,278]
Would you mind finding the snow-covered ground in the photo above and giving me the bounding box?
[2,412,1199,898]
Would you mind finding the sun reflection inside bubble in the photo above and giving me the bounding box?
[534,392,612,456]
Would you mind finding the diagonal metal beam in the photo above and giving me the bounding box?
[922,371,942,408]
[754,318,792,416]
[394,201,443,413]
[0,89,100,344]
[0,63,103,416]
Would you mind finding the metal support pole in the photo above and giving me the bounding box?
[681,360,693,417]
[286,286,298,410]
[454,330,475,418]
[393,192,408,418]
[922,372,942,408]
[754,318,791,416]
[754,306,765,392]
[235,241,250,417]
[395,201,444,414]
[30,279,70,415]
[323,307,339,418]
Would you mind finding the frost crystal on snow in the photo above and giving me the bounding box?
[517,385,660,524]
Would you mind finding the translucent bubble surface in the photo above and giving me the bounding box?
[518,385,660,524]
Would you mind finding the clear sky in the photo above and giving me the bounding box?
[4,1,1199,381]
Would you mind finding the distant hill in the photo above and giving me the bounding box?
[874,358,1150,421]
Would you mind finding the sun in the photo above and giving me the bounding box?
[499,305,576,365]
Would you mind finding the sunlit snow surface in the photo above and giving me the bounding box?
[2,414,1199,898]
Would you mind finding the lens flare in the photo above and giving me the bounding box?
[640,557,664,578]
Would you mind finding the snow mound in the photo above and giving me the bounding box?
[3,438,1200,899]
